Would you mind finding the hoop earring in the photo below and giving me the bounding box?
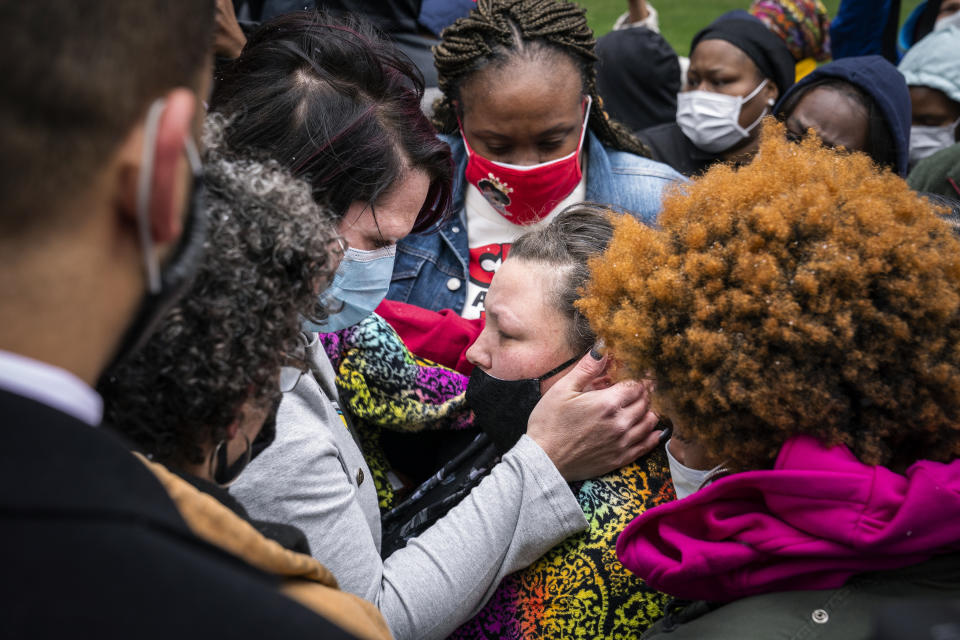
[210,432,252,488]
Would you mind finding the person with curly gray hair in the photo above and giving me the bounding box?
[99,117,391,640]
[102,115,339,482]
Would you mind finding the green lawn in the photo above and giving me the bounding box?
[579,0,924,56]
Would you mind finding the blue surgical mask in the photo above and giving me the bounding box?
[303,244,396,333]
[909,118,960,167]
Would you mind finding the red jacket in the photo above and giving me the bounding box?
[375,300,483,374]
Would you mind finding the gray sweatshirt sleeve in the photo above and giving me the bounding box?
[232,361,586,640]
[381,435,586,640]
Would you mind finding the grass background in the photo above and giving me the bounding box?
[578,0,925,56]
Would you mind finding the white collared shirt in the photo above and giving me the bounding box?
[0,350,103,426]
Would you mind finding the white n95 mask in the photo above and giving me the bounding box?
[677,79,771,153]
[665,438,726,499]
[909,118,960,166]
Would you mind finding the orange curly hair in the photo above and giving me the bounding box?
[579,121,960,471]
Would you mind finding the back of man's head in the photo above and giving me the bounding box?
[0,1,215,232]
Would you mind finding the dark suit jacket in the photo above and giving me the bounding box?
[0,389,356,639]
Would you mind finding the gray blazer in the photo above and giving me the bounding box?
[232,333,586,640]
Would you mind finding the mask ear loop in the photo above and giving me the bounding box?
[136,99,167,294]
[577,95,593,149]
[455,106,477,160]
[742,78,769,104]
[183,134,202,176]
[211,432,253,487]
[535,340,597,381]
[740,79,772,135]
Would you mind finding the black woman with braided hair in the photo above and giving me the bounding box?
[383,0,684,322]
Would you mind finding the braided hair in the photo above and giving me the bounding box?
[432,0,651,157]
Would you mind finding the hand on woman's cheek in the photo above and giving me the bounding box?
[580,355,640,391]
[527,354,663,481]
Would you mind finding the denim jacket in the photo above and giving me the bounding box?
[388,131,685,311]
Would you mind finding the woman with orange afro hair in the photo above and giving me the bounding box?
[579,122,960,637]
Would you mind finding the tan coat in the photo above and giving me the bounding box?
[137,454,392,640]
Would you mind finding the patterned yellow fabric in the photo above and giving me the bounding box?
[449,449,676,640]
[795,57,817,81]
[321,314,472,509]
[320,313,677,638]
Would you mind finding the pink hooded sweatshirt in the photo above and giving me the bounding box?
[617,435,960,602]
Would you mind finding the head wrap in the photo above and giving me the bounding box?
[749,0,831,62]
[691,16,797,98]
[716,9,757,23]
[898,25,960,105]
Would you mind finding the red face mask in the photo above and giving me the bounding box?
[461,96,591,225]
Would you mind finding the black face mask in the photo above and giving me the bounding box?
[214,393,282,487]
[97,99,208,386]
[250,393,281,462]
[465,354,581,455]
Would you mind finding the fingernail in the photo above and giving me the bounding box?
[658,424,673,445]
[589,339,605,360]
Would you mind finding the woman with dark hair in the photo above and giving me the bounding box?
[580,122,960,638]
[211,11,452,240]
[212,13,661,640]
[100,117,390,640]
[775,55,911,175]
[637,13,795,177]
[386,0,683,320]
